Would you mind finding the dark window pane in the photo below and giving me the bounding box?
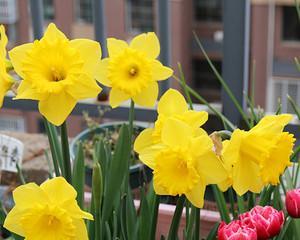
[282,6,300,41]
[192,59,222,102]
[194,0,222,22]
[77,0,93,23]
[127,0,154,32]
[43,0,54,20]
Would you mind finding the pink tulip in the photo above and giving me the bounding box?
[240,206,284,240]
[286,189,300,218]
[218,220,257,240]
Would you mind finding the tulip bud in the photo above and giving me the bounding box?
[218,220,257,240]
[240,206,284,240]
[286,189,300,218]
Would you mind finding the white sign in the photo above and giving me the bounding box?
[0,0,18,24]
[0,134,23,173]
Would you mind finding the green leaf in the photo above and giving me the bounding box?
[138,188,151,240]
[212,185,231,223]
[102,125,131,223]
[72,142,85,209]
[60,122,72,183]
[206,223,220,240]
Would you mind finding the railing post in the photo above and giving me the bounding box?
[157,0,171,94]
[222,0,251,125]
[29,0,44,39]
[93,0,107,57]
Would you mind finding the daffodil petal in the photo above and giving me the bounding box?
[132,82,158,107]
[40,177,77,203]
[12,183,48,209]
[15,80,45,100]
[218,178,233,192]
[3,207,25,237]
[152,60,173,80]
[38,92,76,126]
[252,114,292,133]
[134,128,154,153]
[42,23,67,42]
[0,25,8,55]
[107,38,128,57]
[66,74,102,100]
[70,39,102,75]
[61,199,94,220]
[9,43,33,78]
[153,179,168,195]
[138,144,164,169]
[73,219,89,240]
[161,118,193,147]
[186,179,206,208]
[109,88,130,108]
[183,111,208,128]
[158,89,188,116]
[95,58,111,86]
[130,32,160,59]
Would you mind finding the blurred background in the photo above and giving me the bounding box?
[0,0,299,136]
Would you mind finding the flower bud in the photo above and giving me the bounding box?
[218,220,257,240]
[240,206,284,240]
[286,189,300,218]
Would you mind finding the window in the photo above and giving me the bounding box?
[194,0,222,22]
[282,6,300,41]
[77,0,93,23]
[271,78,300,113]
[192,59,222,102]
[127,0,154,33]
[43,0,54,20]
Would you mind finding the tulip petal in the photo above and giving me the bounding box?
[132,82,158,107]
[158,89,188,116]
[130,32,160,59]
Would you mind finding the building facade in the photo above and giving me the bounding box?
[0,0,299,135]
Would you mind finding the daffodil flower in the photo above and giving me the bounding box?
[219,114,295,195]
[135,118,227,208]
[97,33,173,108]
[9,23,102,126]
[0,25,14,108]
[4,177,93,240]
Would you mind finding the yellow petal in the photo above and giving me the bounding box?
[134,128,154,153]
[232,158,263,195]
[40,177,77,204]
[182,111,208,128]
[42,23,67,42]
[161,118,193,147]
[9,43,34,78]
[109,88,130,108]
[15,80,46,100]
[218,178,233,192]
[3,207,25,237]
[152,60,173,80]
[0,25,8,55]
[66,74,102,100]
[107,38,128,57]
[38,92,76,126]
[95,58,111,86]
[73,219,90,240]
[130,32,160,59]
[191,136,227,184]
[251,114,292,134]
[61,199,94,220]
[138,144,164,170]
[158,88,188,116]
[153,179,168,195]
[12,183,48,209]
[69,39,102,75]
[186,179,206,208]
[132,82,158,107]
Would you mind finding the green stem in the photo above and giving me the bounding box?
[194,208,200,240]
[129,100,135,138]
[150,195,160,240]
[178,63,193,109]
[228,188,237,219]
[61,121,72,183]
[237,195,246,214]
[212,185,231,223]
[167,196,186,240]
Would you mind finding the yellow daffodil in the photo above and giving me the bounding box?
[134,89,208,160]
[97,33,173,108]
[218,114,295,196]
[0,25,14,108]
[135,118,227,208]
[4,177,93,240]
[9,23,102,126]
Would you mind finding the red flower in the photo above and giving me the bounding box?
[218,220,257,240]
[240,206,284,240]
[286,189,300,218]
